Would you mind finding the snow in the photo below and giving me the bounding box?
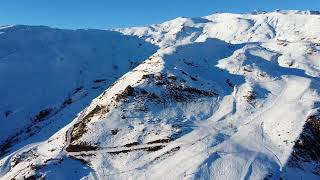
[1,10,320,179]
[0,25,158,149]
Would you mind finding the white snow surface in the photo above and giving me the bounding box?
[1,11,320,180]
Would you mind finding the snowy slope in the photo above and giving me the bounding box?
[1,10,320,180]
[0,25,158,155]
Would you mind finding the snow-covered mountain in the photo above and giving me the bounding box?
[1,10,320,179]
[0,26,157,155]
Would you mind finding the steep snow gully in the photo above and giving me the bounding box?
[1,11,320,179]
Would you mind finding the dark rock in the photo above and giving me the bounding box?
[93,79,106,83]
[35,108,53,121]
[123,85,135,96]
[111,129,118,135]
[4,110,12,117]
[287,112,320,175]
[65,144,98,152]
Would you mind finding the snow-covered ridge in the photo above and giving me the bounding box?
[120,10,320,46]
[119,11,320,76]
[0,25,158,155]
[250,10,320,15]
[0,11,320,179]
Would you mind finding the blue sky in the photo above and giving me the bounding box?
[0,0,319,29]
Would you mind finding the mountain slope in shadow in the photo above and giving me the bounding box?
[0,25,158,157]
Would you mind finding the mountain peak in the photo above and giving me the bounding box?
[1,11,320,179]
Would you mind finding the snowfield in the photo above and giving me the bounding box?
[0,10,320,179]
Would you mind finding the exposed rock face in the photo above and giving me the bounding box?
[286,112,320,175]
[123,85,135,96]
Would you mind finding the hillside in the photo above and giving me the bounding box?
[0,11,320,179]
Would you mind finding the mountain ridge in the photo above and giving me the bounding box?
[0,11,320,179]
